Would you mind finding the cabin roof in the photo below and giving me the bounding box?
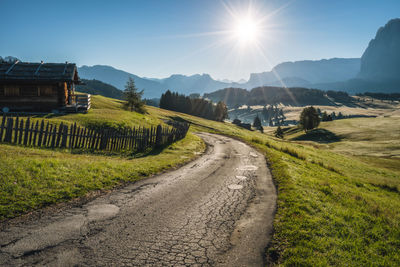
[0,61,80,83]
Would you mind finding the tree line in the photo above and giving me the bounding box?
[356,92,400,101]
[159,90,228,122]
[261,105,286,126]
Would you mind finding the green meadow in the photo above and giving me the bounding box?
[1,95,399,265]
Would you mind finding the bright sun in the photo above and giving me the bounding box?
[233,17,260,44]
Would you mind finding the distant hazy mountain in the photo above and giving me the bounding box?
[76,79,123,100]
[78,59,358,99]
[159,74,232,95]
[218,79,234,83]
[266,77,311,88]
[244,58,361,89]
[358,18,400,82]
[78,65,165,98]
[78,65,233,98]
[314,18,400,93]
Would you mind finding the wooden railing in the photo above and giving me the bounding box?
[68,94,91,112]
[0,115,189,152]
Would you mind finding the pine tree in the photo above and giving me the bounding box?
[123,77,145,113]
[253,115,263,132]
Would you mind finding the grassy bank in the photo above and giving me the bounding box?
[0,96,205,220]
[0,133,204,220]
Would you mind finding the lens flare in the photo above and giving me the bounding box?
[233,17,260,43]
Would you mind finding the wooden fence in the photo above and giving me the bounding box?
[0,115,189,152]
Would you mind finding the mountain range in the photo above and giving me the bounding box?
[77,57,363,98]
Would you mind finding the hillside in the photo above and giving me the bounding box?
[76,79,124,99]
[204,86,336,108]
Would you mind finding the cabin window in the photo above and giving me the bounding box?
[20,85,38,96]
[39,85,54,96]
[4,86,19,96]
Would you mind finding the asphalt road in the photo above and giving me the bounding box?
[0,133,276,267]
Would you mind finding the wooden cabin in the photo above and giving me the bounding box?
[0,61,90,112]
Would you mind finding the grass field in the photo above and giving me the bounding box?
[165,111,400,265]
[1,95,399,265]
[232,96,400,123]
[284,117,400,173]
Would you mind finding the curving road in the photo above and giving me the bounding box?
[0,133,276,266]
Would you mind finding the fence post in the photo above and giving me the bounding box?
[37,120,44,147]
[155,125,162,148]
[43,122,50,147]
[4,118,13,143]
[0,114,6,142]
[61,125,68,148]
[55,123,63,148]
[13,116,19,144]
[18,119,24,144]
[28,120,34,145]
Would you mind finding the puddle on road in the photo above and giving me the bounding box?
[228,184,243,190]
[249,152,258,158]
[87,204,120,222]
[214,153,228,160]
[238,165,259,171]
[235,175,248,180]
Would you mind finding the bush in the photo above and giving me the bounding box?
[275,126,284,138]
[299,106,320,132]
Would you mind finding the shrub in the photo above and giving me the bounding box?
[299,106,320,132]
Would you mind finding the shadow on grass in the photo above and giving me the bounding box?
[68,143,171,159]
[167,116,189,123]
[167,115,218,132]
[292,128,341,143]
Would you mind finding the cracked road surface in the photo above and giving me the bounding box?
[0,133,276,266]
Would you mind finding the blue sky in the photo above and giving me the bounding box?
[1,0,399,81]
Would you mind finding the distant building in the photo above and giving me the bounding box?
[0,61,90,112]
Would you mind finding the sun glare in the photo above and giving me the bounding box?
[233,17,260,43]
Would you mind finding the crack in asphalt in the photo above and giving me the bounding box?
[0,132,276,266]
